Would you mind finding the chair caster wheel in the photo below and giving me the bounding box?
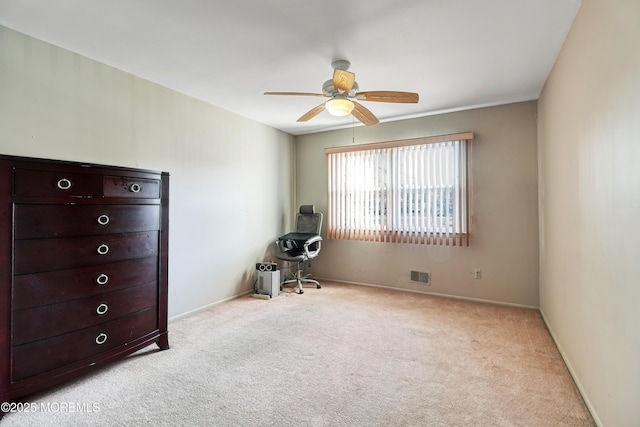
[317,284,322,289]
[299,289,304,294]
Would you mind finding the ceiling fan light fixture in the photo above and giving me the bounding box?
[325,98,354,116]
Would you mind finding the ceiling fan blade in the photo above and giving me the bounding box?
[351,101,379,126]
[264,91,326,97]
[297,103,326,122]
[333,69,356,92]
[355,91,419,103]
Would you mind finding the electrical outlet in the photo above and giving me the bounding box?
[473,269,482,280]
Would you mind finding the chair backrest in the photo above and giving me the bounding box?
[295,205,323,234]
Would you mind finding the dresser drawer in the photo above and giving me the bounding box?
[14,168,103,198]
[13,281,157,345]
[14,231,159,275]
[103,175,160,198]
[14,204,160,239]
[11,308,158,381]
[13,256,158,310]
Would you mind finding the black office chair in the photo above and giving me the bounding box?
[276,205,323,294]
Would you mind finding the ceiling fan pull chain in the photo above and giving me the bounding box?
[352,115,356,144]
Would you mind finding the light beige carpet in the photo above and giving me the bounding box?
[3,282,594,426]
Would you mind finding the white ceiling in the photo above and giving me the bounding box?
[0,0,581,136]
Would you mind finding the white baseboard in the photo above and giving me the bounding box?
[168,288,253,323]
[539,309,602,427]
[318,277,539,310]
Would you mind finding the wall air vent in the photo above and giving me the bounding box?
[410,270,431,285]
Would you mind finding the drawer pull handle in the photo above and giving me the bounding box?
[97,244,110,255]
[95,333,108,345]
[97,214,110,226]
[96,274,109,285]
[129,183,141,193]
[96,303,109,315]
[56,178,72,190]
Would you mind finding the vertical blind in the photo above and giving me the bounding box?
[325,132,473,246]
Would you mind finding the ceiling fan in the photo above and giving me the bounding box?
[264,60,419,126]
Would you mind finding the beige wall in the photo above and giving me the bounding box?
[295,102,540,307]
[0,26,296,319]
[538,0,640,425]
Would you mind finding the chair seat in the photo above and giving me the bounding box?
[275,251,308,263]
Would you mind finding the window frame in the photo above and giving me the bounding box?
[325,131,473,246]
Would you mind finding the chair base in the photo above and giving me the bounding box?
[281,270,321,294]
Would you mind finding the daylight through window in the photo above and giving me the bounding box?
[325,132,473,245]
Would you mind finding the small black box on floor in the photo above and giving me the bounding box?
[256,262,277,272]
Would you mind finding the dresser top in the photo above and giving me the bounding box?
[0,153,169,176]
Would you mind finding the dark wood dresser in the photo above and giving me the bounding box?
[0,155,169,410]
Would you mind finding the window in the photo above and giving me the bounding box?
[325,132,473,245]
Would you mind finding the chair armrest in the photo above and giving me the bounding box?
[303,235,322,258]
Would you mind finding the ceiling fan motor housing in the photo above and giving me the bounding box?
[322,79,335,96]
[322,79,359,97]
